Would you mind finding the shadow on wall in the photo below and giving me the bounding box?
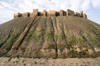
[14,9,87,19]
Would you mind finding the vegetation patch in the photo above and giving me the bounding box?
[25,34,32,41]
[74,20,78,23]
[57,32,66,41]
[86,33,99,47]
[55,35,58,41]
[79,34,87,42]
[68,36,77,46]
[79,31,87,43]
[0,37,2,39]
[34,61,37,64]
[21,27,25,30]
[8,34,18,45]
[25,28,35,41]
[59,35,66,40]
[89,38,98,46]
[32,29,45,42]
[41,29,45,32]
[67,50,100,58]
[66,26,68,30]
[17,55,20,59]
[96,38,100,43]
[86,33,90,37]
[57,44,66,50]
[46,31,54,41]
[88,23,97,30]
[44,44,56,49]
[32,35,39,42]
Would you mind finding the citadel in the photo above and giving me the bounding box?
[14,9,87,19]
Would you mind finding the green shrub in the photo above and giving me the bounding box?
[41,29,45,32]
[17,55,19,59]
[8,34,18,45]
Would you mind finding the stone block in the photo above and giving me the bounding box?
[66,9,74,16]
[14,13,21,18]
[47,11,49,17]
[74,12,79,16]
[33,9,38,16]
[21,12,29,17]
[48,10,56,17]
[43,10,46,17]
[79,11,83,17]
[63,11,66,16]
[60,10,64,16]
[29,12,33,17]
[83,14,87,19]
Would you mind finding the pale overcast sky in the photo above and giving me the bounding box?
[0,0,100,24]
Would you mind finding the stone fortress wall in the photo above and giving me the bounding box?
[14,9,87,19]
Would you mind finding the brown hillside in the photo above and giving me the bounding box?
[0,16,100,58]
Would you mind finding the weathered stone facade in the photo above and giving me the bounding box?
[14,9,87,19]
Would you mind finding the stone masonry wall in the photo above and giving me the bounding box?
[14,9,87,19]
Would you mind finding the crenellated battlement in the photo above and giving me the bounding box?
[14,9,87,19]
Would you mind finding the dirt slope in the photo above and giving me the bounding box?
[0,16,100,58]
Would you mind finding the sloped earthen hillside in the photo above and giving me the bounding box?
[0,16,100,58]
